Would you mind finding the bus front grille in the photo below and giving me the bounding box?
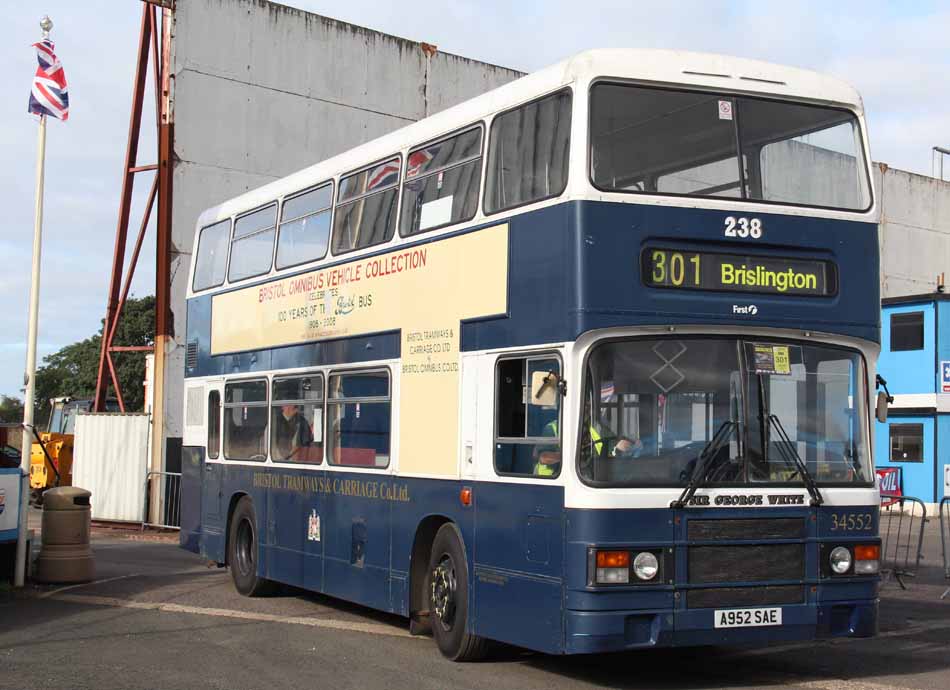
[687,544,805,584]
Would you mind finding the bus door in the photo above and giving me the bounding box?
[470,353,564,654]
[200,379,225,560]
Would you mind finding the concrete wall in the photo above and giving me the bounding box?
[876,165,950,298]
[162,0,523,465]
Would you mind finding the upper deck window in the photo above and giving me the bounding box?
[485,90,572,214]
[332,157,400,255]
[590,83,871,212]
[229,204,277,282]
[193,219,230,291]
[276,183,333,270]
[400,126,483,236]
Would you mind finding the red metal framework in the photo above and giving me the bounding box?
[93,1,174,412]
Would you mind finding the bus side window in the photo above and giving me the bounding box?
[327,371,391,468]
[276,183,333,270]
[484,90,571,214]
[494,356,561,478]
[229,204,278,282]
[223,380,268,462]
[332,157,400,255]
[400,126,483,237]
[271,374,324,464]
[207,390,220,460]
[193,219,231,291]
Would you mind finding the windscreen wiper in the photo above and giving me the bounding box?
[767,414,823,506]
[670,420,736,509]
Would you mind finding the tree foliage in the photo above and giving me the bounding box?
[33,296,155,424]
[0,395,24,423]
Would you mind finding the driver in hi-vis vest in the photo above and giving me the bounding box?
[534,419,641,476]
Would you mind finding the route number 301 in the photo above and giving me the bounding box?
[724,216,763,238]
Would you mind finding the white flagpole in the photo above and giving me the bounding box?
[15,15,53,588]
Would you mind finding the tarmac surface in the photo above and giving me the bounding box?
[0,515,948,690]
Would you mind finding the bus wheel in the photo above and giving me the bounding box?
[227,497,274,597]
[428,523,486,661]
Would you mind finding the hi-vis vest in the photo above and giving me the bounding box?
[534,421,603,476]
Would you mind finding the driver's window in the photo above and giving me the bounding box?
[494,355,561,478]
[223,379,268,462]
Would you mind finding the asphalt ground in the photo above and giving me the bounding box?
[0,518,948,690]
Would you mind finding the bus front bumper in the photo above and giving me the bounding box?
[564,599,878,654]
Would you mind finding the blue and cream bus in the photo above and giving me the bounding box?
[180,49,883,660]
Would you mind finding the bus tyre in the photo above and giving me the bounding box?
[228,497,275,597]
[428,523,486,661]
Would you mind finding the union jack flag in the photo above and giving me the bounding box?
[406,144,439,179]
[28,39,69,121]
[366,159,400,191]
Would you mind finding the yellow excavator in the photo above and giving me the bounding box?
[29,397,117,503]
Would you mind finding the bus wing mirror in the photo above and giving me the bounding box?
[875,391,889,423]
[530,371,559,407]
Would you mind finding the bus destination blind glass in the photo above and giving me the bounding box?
[642,248,835,296]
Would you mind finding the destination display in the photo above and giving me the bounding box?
[642,248,835,296]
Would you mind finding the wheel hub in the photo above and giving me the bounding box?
[430,556,457,628]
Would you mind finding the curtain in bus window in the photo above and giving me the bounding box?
[737,98,870,210]
[327,371,391,468]
[485,90,571,214]
[276,184,333,270]
[400,127,482,236]
[229,205,277,282]
[270,375,324,464]
[590,84,741,197]
[332,158,400,254]
[193,219,231,291]
[223,380,268,461]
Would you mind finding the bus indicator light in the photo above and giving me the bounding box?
[459,487,472,506]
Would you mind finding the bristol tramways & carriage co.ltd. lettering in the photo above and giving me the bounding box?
[253,472,410,502]
[686,494,806,507]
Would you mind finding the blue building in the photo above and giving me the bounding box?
[876,293,950,506]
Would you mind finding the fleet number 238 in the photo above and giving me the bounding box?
[724,216,763,238]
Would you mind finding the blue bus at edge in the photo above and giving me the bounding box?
[180,49,884,660]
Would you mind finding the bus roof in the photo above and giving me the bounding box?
[195,48,865,229]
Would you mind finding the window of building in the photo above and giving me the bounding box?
[207,390,220,460]
[332,157,400,254]
[889,423,924,462]
[229,204,277,282]
[400,126,483,236]
[193,219,231,291]
[276,183,333,270]
[890,311,924,352]
[494,355,561,478]
[271,374,324,464]
[223,379,268,461]
[484,90,572,214]
[327,370,391,468]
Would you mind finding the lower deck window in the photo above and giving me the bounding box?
[327,370,391,468]
[271,375,324,464]
[224,379,268,461]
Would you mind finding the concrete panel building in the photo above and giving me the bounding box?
[157,0,523,470]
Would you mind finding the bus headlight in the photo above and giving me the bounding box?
[829,546,853,574]
[633,551,659,581]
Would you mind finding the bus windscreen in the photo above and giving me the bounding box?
[590,83,872,212]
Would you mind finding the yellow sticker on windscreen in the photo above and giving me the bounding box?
[772,346,791,375]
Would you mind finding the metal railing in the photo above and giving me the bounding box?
[940,497,950,600]
[879,495,927,589]
[143,471,181,530]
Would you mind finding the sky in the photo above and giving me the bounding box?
[0,0,948,400]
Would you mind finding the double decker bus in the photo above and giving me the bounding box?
[180,49,882,660]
